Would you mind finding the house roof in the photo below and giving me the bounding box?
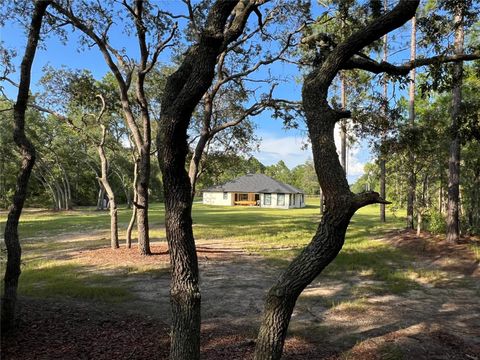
[203,173,304,194]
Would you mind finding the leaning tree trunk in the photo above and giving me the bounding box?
[97,126,119,249]
[158,2,259,358]
[254,1,418,358]
[446,10,464,243]
[159,124,200,359]
[407,15,417,229]
[254,106,389,360]
[188,132,209,199]
[126,161,138,249]
[1,0,50,333]
[136,149,151,255]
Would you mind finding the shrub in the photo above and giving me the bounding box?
[428,211,446,234]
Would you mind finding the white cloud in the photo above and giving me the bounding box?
[255,132,310,168]
[255,127,368,184]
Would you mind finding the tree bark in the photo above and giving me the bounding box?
[135,149,151,255]
[97,124,119,249]
[319,189,324,215]
[407,15,417,229]
[158,1,259,358]
[126,160,138,249]
[254,1,418,358]
[446,10,464,243]
[1,0,50,333]
[188,132,209,198]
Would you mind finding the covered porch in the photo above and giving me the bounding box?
[233,192,260,206]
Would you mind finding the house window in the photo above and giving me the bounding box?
[223,192,228,200]
[239,193,248,201]
[264,193,271,205]
[277,193,285,206]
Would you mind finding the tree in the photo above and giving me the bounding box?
[186,5,303,198]
[33,69,123,248]
[157,1,281,357]
[446,4,464,243]
[1,0,50,333]
[407,15,417,229]
[253,1,418,355]
[265,160,291,184]
[49,0,177,255]
[379,0,389,223]
[252,0,480,357]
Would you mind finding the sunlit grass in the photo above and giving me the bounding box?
[468,242,480,261]
[0,197,450,303]
[18,259,132,302]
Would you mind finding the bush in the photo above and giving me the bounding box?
[428,211,446,234]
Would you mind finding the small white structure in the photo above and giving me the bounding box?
[202,174,305,209]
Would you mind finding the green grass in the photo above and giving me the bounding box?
[18,259,132,302]
[0,198,439,303]
[468,242,480,261]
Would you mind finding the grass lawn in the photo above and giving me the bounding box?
[0,198,418,301]
[2,198,479,359]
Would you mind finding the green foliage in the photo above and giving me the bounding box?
[428,211,446,234]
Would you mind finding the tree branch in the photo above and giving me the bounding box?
[342,52,480,75]
[353,191,391,210]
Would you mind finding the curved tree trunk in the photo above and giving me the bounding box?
[106,192,119,249]
[97,127,119,249]
[61,165,72,210]
[126,161,138,249]
[126,200,137,248]
[188,133,209,199]
[254,1,418,358]
[158,2,258,358]
[1,0,50,333]
[136,150,150,255]
[34,164,58,210]
[56,179,66,210]
[50,1,154,255]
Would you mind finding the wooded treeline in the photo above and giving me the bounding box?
[1,0,479,359]
[0,111,320,208]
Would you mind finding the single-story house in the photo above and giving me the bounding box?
[202,173,305,209]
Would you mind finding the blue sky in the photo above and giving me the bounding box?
[0,1,405,184]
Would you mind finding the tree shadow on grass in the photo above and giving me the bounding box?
[18,261,133,303]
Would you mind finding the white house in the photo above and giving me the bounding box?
[202,173,305,209]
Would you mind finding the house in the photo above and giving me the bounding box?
[202,173,305,209]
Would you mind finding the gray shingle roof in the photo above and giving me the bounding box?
[203,174,304,194]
